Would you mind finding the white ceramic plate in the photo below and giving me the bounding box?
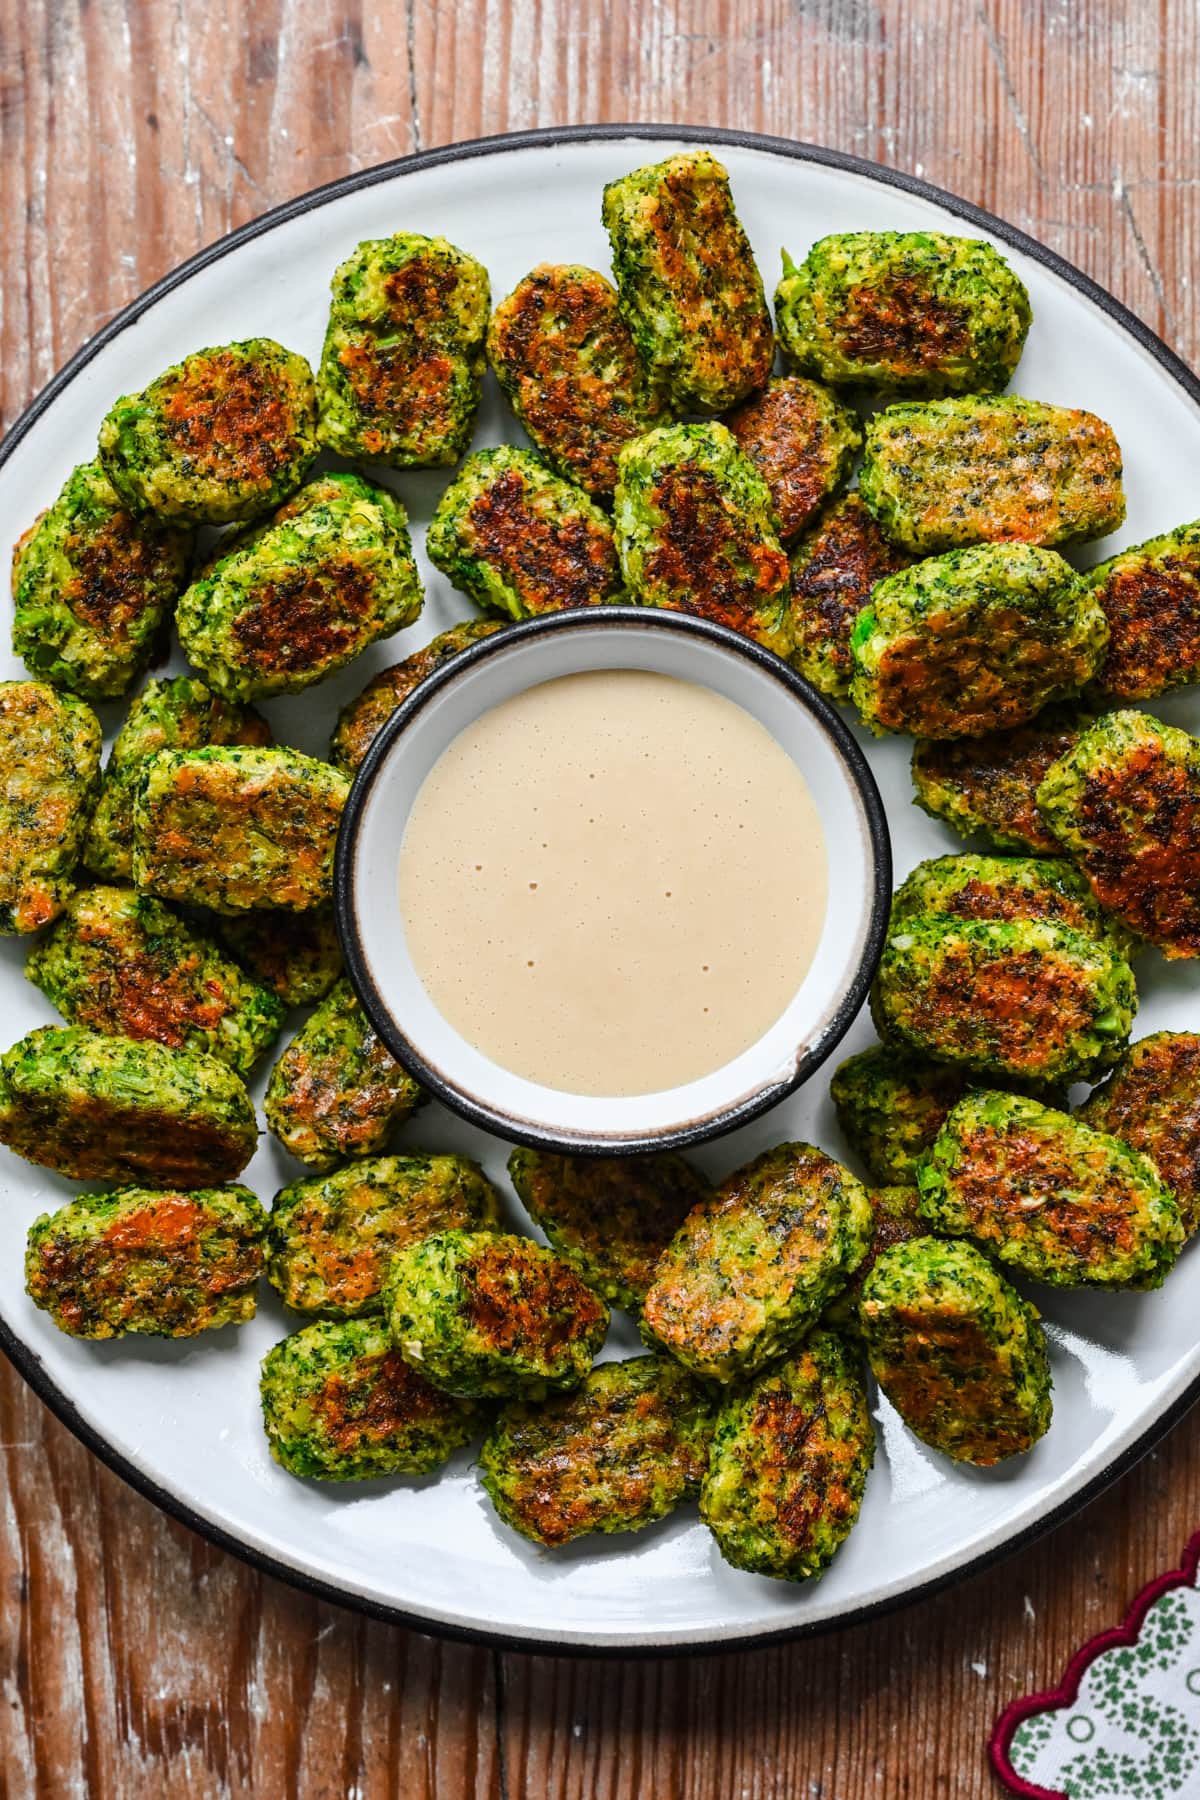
[3,126,1200,1653]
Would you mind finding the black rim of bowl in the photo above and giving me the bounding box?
[334,605,893,1155]
[2,124,1200,1655]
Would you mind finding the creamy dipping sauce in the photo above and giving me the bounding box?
[398,670,827,1096]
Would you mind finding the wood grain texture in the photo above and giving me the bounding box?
[1,2,1198,1794]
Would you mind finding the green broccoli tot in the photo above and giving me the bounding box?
[98,339,318,525]
[82,676,271,882]
[507,1148,709,1315]
[850,543,1108,738]
[330,620,506,775]
[210,907,343,1007]
[1088,520,1200,701]
[775,231,1031,395]
[860,1237,1052,1463]
[264,979,424,1172]
[602,150,773,411]
[831,1045,973,1185]
[261,1318,484,1481]
[890,852,1130,953]
[132,744,349,914]
[479,1356,714,1546]
[0,680,101,934]
[871,915,1135,1084]
[1080,1032,1200,1236]
[487,264,670,495]
[641,1142,871,1383]
[919,1090,1183,1288]
[858,393,1125,554]
[788,495,912,700]
[1036,709,1200,959]
[11,461,192,699]
[385,1229,609,1400]
[26,884,283,1074]
[0,1026,258,1186]
[426,446,624,620]
[614,422,793,657]
[26,1184,266,1339]
[723,376,861,544]
[176,471,423,702]
[316,233,489,467]
[700,1330,874,1582]
[910,704,1089,854]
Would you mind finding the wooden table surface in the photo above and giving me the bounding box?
[2,3,1198,1794]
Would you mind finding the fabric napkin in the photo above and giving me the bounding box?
[990,1532,1200,1798]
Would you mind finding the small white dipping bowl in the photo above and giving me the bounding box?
[334,607,891,1155]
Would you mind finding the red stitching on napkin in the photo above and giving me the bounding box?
[989,1529,1200,1800]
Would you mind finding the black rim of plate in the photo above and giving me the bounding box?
[334,604,893,1155]
[2,122,1199,1657]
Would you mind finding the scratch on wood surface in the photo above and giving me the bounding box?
[192,96,270,208]
[406,0,424,149]
[1113,172,1174,330]
[977,2,1044,181]
[174,0,204,243]
[493,1649,511,1800]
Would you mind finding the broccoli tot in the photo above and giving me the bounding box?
[83,676,271,882]
[26,884,284,1075]
[851,543,1108,739]
[910,704,1089,854]
[871,916,1135,1084]
[890,853,1130,953]
[426,447,624,620]
[788,495,912,700]
[330,620,506,775]
[602,149,773,411]
[385,1229,609,1400]
[316,232,489,467]
[261,1318,484,1481]
[1088,520,1200,701]
[0,1026,257,1186]
[487,264,670,495]
[11,461,191,699]
[1037,710,1200,959]
[0,680,101,934]
[614,422,793,658]
[1080,1033,1200,1236]
[98,339,317,526]
[264,979,424,1172]
[266,1153,503,1317]
[860,1237,1052,1464]
[641,1142,872,1384]
[724,377,862,544]
[774,231,1031,396]
[507,1148,710,1314]
[831,1045,973,1185]
[479,1356,714,1547]
[176,471,423,702]
[920,1090,1183,1288]
[210,907,343,1007]
[25,1184,266,1339]
[858,394,1125,554]
[700,1330,874,1582]
[133,744,348,914]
